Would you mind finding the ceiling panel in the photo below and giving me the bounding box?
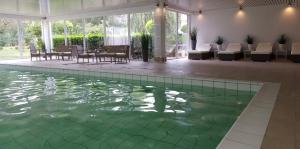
[49,0,156,16]
[19,0,40,15]
[168,0,300,12]
[0,0,18,14]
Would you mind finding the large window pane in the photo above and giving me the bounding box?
[0,18,18,60]
[105,15,128,45]
[52,20,65,48]
[165,11,189,58]
[66,19,84,46]
[24,20,42,58]
[165,11,177,57]
[85,17,105,51]
[130,12,154,58]
[178,13,188,57]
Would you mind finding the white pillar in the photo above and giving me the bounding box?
[175,12,179,57]
[40,0,52,52]
[83,18,86,52]
[187,14,191,50]
[41,19,52,52]
[63,20,68,46]
[127,14,132,59]
[154,1,167,62]
[17,20,24,58]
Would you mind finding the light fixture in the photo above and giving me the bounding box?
[239,5,243,10]
[156,2,168,7]
[288,0,292,7]
[163,2,168,7]
[199,10,202,14]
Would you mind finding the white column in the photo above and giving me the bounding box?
[187,14,191,50]
[83,18,86,52]
[17,20,24,58]
[103,16,107,45]
[127,14,132,59]
[41,19,52,52]
[40,0,52,52]
[63,20,68,46]
[175,12,179,57]
[154,1,166,62]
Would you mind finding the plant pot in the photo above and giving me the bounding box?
[191,40,197,50]
[279,44,285,51]
[142,49,149,62]
[217,44,222,51]
[248,44,253,51]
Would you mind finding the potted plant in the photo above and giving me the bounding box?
[190,27,197,50]
[141,32,151,62]
[246,35,254,51]
[278,34,287,51]
[215,36,224,51]
[37,38,46,53]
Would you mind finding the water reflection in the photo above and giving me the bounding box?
[154,88,167,113]
[44,77,57,96]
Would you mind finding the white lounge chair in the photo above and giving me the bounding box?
[218,43,242,61]
[188,44,213,60]
[291,42,300,63]
[251,42,273,62]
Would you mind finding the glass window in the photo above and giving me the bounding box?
[85,17,105,51]
[165,11,189,58]
[66,19,84,46]
[105,15,128,45]
[178,13,188,57]
[0,18,19,60]
[24,20,42,58]
[52,20,66,48]
[165,11,177,57]
[130,12,154,57]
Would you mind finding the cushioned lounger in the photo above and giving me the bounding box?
[218,43,242,61]
[251,42,273,62]
[291,43,300,63]
[188,44,213,60]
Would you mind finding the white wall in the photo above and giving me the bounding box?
[191,5,300,50]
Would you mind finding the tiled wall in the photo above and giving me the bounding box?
[0,64,262,92]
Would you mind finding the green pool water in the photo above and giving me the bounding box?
[0,70,256,149]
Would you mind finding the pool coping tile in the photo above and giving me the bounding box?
[217,82,280,149]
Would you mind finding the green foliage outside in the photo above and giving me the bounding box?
[87,34,104,50]
[24,21,42,45]
[0,19,18,48]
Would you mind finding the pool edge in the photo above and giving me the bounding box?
[216,82,280,149]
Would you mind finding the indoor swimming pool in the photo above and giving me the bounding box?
[0,68,259,149]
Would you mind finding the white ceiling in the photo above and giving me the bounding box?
[0,0,298,17]
[49,0,154,16]
[0,0,40,16]
[168,0,300,12]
